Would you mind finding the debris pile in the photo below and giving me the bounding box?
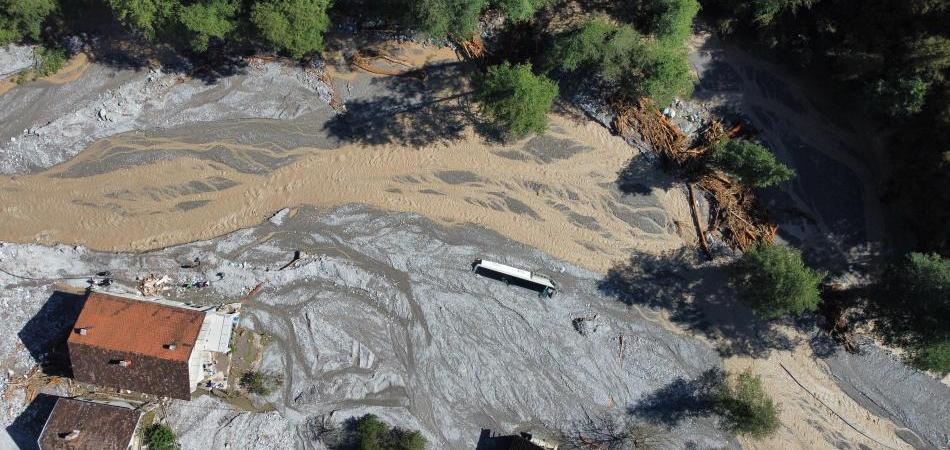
[138,274,171,296]
[456,37,486,61]
[351,51,423,79]
[612,98,776,252]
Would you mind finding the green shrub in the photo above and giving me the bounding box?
[731,243,822,320]
[716,369,780,438]
[711,138,795,188]
[251,0,330,59]
[352,414,426,450]
[36,45,67,77]
[144,424,177,450]
[240,370,282,395]
[475,61,559,137]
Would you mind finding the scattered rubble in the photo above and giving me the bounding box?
[138,274,171,296]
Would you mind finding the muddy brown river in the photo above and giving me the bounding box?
[0,114,695,273]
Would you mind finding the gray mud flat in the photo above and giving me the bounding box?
[821,338,950,449]
[0,206,733,450]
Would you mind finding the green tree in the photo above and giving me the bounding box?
[869,76,930,118]
[633,0,700,43]
[251,0,330,59]
[630,42,695,107]
[711,138,795,188]
[352,414,426,450]
[476,62,559,137]
[413,0,487,39]
[494,0,552,22]
[240,370,282,395]
[716,369,780,438]
[0,0,57,45]
[106,0,178,38]
[877,252,950,373]
[731,243,822,320]
[551,17,643,82]
[551,18,694,106]
[144,424,178,450]
[750,0,818,25]
[178,0,239,52]
[914,340,950,374]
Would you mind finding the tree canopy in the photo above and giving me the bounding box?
[551,17,644,82]
[178,0,239,52]
[711,138,795,188]
[716,369,781,438]
[875,252,950,373]
[251,0,330,58]
[704,0,950,254]
[352,414,427,450]
[144,424,178,450]
[476,61,559,137]
[631,0,700,43]
[0,0,57,45]
[106,0,176,39]
[550,16,695,106]
[731,243,823,320]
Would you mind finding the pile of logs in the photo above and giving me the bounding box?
[612,99,776,252]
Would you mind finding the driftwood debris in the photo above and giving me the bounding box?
[456,37,486,61]
[351,51,425,79]
[612,98,776,252]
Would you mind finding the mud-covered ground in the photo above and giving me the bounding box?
[0,29,948,450]
[0,206,732,450]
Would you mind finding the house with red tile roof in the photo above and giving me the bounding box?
[68,292,238,400]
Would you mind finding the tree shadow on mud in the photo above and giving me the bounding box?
[60,3,250,85]
[628,367,724,427]
[598,249,803,358]
[6,393,58,450]
[616,153,678,195]
[17,291,87,378]
[322,61,486,147]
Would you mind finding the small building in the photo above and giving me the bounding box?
[68,292,238,400]
[37,397,142,450]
